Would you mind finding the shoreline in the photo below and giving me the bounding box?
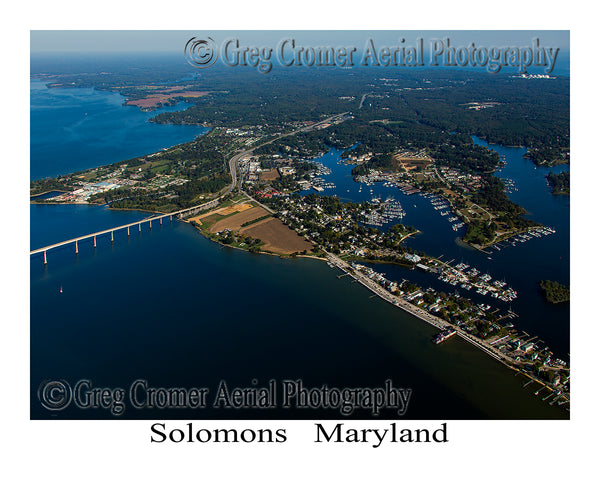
[179,204,504,354]
[326,252,539,367]
[31,197,569,411]
[31,197,554,376]
[185,217,326,262]
[29,105,569,411]
[186,212,514,369]
[324,251,569,410]
[30,189,70,199]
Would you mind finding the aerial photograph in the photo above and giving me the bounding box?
[30,30,570,420]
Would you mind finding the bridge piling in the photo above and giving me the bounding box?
[32,200,224,262]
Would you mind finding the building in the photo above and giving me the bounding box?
[404,253,421,263]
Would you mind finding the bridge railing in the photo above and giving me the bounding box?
[30,198,221,262]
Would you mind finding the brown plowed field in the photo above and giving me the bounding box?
[209,206,271,233]
[393,152,432,171]
[259,169,280,181]
[126,91,209,108]
[241,218,313,254]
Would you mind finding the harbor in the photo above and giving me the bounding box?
[361,197,406,226]
[333,259,569,410]
[296,141,569,362]
[30,78,570,420]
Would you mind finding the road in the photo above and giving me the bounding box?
[32,113,350,255]
[432,163,493,226]
[30,199,221,255]
[359,93,368,109]
[324,250,514,364]
[222,112,350,196]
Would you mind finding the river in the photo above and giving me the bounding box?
[30,79,208,180]
[29,80,568,419]
[301,142,570,359]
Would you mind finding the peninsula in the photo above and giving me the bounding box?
[30,68,570,411]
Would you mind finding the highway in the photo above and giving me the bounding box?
[223,112,351,195]
[31,112,350,256]
[30,199,220,256]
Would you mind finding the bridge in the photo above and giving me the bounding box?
[30,198,219,264]
[31,112,351,265]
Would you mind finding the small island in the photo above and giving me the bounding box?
[546,171,570,195]
[540,280,570,303]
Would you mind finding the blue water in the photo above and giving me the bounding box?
[30,80,208,179]
[30,213,566,420]
[30,204,150,251]
[302,142,569,358]
[30,82,568,419]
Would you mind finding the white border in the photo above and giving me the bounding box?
[3,0,596,477]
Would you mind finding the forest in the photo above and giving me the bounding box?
[546,171,570,195]
[540,280,570,303]
[31,58,569,224]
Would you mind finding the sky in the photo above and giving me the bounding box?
[31,30,570,53]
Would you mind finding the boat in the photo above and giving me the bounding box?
[59,285,63,293]
[432,328,456,344]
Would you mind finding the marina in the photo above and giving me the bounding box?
[295,140,569,362]
[361,197,406,226]
[29,78,569,420]
[348,260,569,408]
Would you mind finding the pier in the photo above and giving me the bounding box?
[30,199,220,264]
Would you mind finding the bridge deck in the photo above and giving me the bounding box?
[30,214,171,255]
[30,112,348,257]
[30,199,219,255]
